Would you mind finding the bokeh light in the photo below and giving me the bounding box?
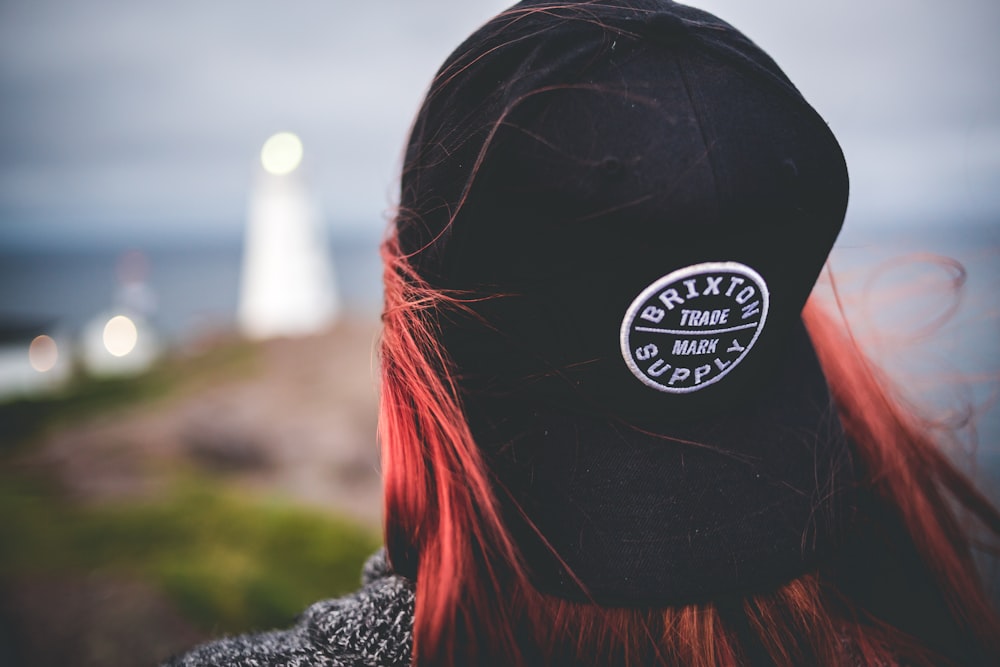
[260,132,303,175]
[28,334,59,372]
[103,315,138,357]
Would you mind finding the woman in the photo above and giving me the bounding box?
[167,1,1000,665]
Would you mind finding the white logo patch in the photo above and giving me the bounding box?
[620,262,769,393]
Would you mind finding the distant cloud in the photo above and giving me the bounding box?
[0,0,997,247]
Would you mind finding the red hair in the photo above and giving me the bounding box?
[379,232,1000,665]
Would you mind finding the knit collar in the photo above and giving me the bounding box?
[304,550,415,667]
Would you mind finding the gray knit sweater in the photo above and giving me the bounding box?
[162,550,414,667]
[162,552,890,666]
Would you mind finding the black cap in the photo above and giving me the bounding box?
[397,0,857,605]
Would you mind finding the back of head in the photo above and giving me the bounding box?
[379,1,1000,665]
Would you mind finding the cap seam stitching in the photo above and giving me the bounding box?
[671,53,721,204]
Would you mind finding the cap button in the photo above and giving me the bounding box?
[600,156,624,180]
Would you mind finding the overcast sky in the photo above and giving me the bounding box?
[0,0,997,248]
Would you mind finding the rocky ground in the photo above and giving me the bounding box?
[18,316,384,526]
[1,316,384,666]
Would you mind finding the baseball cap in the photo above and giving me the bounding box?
[396,0,857,605]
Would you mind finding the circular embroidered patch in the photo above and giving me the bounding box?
[620,262,769,393]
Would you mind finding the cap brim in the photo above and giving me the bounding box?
[486,319,857,606]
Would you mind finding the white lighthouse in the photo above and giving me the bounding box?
[238,132,340,339]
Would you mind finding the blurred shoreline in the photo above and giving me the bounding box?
[0,230,997,482]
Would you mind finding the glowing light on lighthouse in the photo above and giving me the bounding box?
[260,132,304,176]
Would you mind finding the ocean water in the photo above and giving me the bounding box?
[0,232,384,343]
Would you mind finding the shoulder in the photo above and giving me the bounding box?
[161,550,414,667]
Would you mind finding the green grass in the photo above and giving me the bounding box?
[0,335,382,639]
[0,473,382,634]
